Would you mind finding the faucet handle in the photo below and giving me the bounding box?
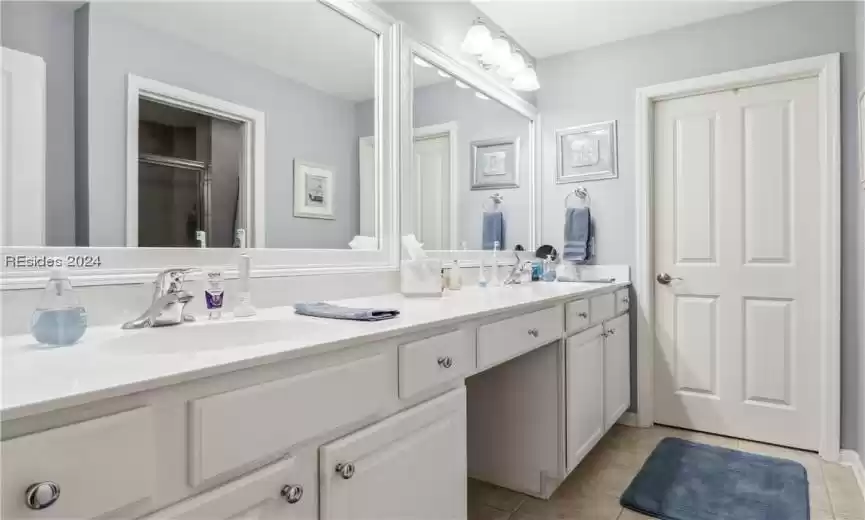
[154,267,196,296]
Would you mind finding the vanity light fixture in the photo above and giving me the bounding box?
[461,19,493,55]
[512,66,540,92]
[475,92,490,101]
[461,18,539,91]
[413,56,433,68]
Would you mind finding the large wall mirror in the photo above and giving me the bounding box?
[403,40,538,257]
[1,0,397,284]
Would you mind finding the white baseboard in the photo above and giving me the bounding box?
[617,412,639,427]
[840,449,865,502]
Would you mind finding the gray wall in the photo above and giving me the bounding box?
[1,1,77,246]
[537,1,863,453]
[77,4,364,248]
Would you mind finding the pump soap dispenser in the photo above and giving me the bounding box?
[30,269,88,346]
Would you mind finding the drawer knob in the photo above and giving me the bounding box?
[527,328,539,338]
[25,482,60,510]
[608,328,616,336]
[281,485,304,504]
[437,356,453,369]
[335,462,355,480]
[578,312,588,319]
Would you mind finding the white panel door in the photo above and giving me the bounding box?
[1,47,46,246]
[413,135,450,250]
[320,388,466,520]
[566,326,605,473]
[653,77,822,450]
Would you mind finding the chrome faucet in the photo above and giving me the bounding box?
[504,252,530,285]
[122,268,197,329]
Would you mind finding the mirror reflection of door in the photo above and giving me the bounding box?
[413,132,451,250]
[137,100,242,248]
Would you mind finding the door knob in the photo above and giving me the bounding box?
[656,273,682,285]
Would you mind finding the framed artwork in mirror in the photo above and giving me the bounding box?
[293,160,335,220]
[556,120,618,184]
[470,137,520,189]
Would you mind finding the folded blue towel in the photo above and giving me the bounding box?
[482,211,505,250]
[294,302,400,321]
[563,207,592,263]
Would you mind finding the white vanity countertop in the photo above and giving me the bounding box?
[1,282,627,421]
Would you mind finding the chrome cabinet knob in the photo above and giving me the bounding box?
[437,356,453,369]
[622,298,629,304]
[608,328,616,336]
[25,482,60,510]
[528,328,539,337]
[577,312,588,319]
[656,273,682,285]
[335,462,355,479]
[281,484,304,504]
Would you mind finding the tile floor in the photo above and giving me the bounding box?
[468,425,865,520]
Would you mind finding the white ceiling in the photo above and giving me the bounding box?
[99,2,378,101]
[472,1,783,59]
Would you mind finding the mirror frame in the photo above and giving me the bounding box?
[400,36,541,261]
[0,0,400,289]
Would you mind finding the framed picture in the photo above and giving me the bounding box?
[293,160,334,219]
[471,137,520,190]
[556,120,618,184]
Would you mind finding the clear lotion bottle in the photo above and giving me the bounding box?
[30,269,88,346]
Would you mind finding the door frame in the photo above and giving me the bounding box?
[414,122,459,251]
[633,54,841,460]
[126,74,266,248]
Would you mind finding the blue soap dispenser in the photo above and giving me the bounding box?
[30,269,88,346]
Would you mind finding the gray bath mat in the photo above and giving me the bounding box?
[621,437,809,520]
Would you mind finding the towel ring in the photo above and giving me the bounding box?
[565,186,590,209]
[483,193,504,212]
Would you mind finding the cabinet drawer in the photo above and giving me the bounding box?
[590,293,616,324]
[145,453,317,520]
[477,306,563,370]
[565,299,590,334]
[1,407,156,519]
[399,329,473,399]
[189,353,393,485]
[615,289,630,314]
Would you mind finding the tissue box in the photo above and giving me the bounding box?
[400,259,443,297]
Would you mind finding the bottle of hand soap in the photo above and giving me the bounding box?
[30,269,87,346]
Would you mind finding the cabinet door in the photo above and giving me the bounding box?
[320,388,467,520]
[144,455,316,520]
[566,326,605,473]
[604,314,631,430]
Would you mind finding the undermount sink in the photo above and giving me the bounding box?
[101,319,298,353]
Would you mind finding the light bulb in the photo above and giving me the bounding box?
[437,70,450,79]
[455,80,470,89]
[512,67,540,91]
[461,23,492,55]
[413,56,432,68]
[475,92,490,101]
[481,37,511,68]
[498,52,526,79]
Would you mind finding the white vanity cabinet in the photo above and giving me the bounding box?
[565,326,606,472]
[320,388,467,520]
[603,313,631,430]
